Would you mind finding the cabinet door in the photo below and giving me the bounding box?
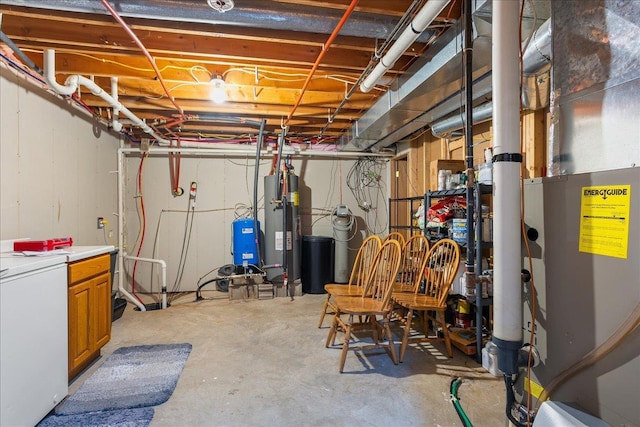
[93,272,112,349]
[68,280,93,372]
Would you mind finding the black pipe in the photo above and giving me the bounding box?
[463,0,475,276]
[282,192,288,288]
[0,31,44,75]
[253,119,266,266]
[504,375,527,427]
[274,131,286,198]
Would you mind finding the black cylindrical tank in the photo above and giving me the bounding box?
[301,235,334,294]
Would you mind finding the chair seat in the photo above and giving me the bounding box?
[392,294,442,311]
[391,282,415,293]
[324,284,363,296]
[332,295,390,316]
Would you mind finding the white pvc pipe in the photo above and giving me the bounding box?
[110,77,122,132]
[492,0,523,370]
[124,255,168,310]
[360,0,450,93]
[43,49,169,145]
[118,146,392,158]
[116,148,146,311]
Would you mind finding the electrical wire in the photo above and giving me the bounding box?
[345,157,389,235]
[346,157,386,210]
[168,196,197,303]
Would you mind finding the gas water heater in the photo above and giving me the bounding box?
[263,172,300,282]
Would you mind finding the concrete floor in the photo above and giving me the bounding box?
[71,291,508,427]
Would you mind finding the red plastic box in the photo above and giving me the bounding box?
[13,237,73,252]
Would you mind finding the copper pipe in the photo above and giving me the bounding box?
[100,0,185,118]
[285,0,360,126]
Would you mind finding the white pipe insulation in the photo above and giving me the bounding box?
[359,0,450,93]
[43,49,169,145]
[491,0,523,375]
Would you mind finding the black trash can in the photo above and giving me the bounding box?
[301,236,334,294]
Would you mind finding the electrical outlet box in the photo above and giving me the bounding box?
[97,217,105,229]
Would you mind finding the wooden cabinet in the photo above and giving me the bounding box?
[68,254,111,380]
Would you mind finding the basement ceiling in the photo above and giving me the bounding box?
[0,0,462,146]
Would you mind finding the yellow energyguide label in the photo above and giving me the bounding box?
[579,185,631,259]
[525,377,544,399]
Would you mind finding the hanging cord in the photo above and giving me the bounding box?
[168,189,197,303]
[450,378,473,427]
[130,153,148,305]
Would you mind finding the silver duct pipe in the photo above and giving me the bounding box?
[0,0,435,42]
[430,19,551,134]
[522,18,551,75]
[430,101,493,138]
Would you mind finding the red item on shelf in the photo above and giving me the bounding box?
[13,238,74,252]
[427,196,467,223]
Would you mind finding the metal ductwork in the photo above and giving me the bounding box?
[431,14,551,139]
[430,101,493,138]
[341,1,551,152]
[359,0,451,93]
[0,0,436,42]
[340,0,495,152]
[522,18,551,75]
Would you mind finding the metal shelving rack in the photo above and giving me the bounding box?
[473,182,493,362]
[424,183,493,361]
[388,196,424,236]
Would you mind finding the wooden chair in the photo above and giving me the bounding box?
[392,238,460,362]
[325,239,403,373]
[393,234,430,294]
[383,231,406,247]
[317,235,382,328]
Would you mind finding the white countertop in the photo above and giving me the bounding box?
[66,245,116,262]
[0,241,115,278]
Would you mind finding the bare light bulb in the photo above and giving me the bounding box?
[210,76,227,104]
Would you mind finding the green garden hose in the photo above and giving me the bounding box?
[450,378,473,427]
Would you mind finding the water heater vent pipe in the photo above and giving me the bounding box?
[491,0,523,375]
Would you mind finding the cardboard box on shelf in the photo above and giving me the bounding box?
[429,160,466,191]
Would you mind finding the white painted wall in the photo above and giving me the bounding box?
[0,67,119,245]
[122,154,390,293]
[0,65,390,297]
